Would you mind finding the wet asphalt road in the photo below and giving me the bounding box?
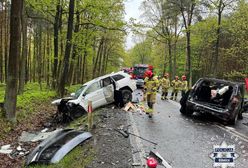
[130,89,248,168]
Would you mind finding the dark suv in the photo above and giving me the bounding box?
[180,78,248,125]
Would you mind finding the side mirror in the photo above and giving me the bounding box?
[70,93,75,97]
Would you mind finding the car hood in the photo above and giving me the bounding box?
[51,97,74,105]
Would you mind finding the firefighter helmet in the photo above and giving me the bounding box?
[146,70,153,78]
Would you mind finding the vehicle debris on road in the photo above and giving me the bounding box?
[0,144,12,154]
[19,129,62,142]
[25,129,92,166]
[146,151,172,168]
[124,102,137,112]
[115,125,158,146]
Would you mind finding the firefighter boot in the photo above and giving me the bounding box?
[165,92,168,100]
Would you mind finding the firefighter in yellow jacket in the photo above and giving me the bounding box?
[170,76,181,101]
[143,76,149,101]
[181,75,188,98]
[160,73,170,100]
[144,70,158,118]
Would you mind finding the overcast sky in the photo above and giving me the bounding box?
[124,0,143,50]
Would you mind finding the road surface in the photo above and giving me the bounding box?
[129,90,248,168]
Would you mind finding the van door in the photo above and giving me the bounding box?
[82,81,107,110]
[101,77,115,103]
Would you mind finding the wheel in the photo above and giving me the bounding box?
[179,90,193,116]
[180,105,194,116]
[121,89,132,104]
[70,105,86,119]
[227,113,238,125]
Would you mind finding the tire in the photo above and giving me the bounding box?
[227,113,238,125]
[121,89,132,104]
[179,90,193,116]
[180,105,194,116]
[71,105,86,119]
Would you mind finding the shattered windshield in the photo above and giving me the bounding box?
[74,85,87,98]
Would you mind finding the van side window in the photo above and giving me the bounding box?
[84,82,100,95]
[101,77,112,87]
[112,74,125,81]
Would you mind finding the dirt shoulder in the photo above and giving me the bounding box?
[0,104,135,168]
[88,107,133,168]
[0,100,56,168]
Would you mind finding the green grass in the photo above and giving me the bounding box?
[0,83,5,102]
[16,83,56,120]
[0,83,57,138]
[66,84,82,94]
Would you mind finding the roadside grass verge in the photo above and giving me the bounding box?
[28,104,100,168]
[0,83,56,138]
[0,83,96,168]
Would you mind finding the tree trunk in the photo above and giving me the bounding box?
[0,16,3,83]
[173,19,178,78]
[186,31,192,87]
[19,1,27,94]
[173,42,177,78]
[46,27,50,87]
[68,10,80,85]
[58,0,75,97]
[168,40,172,81]
[32,30,37,82]
[98,39,106,76]
[163,43,167,76]
[4,0,23,122]
[82,35,89,84]
[93,38,103,78]
[4,1,9,82]
[78,54,82,83]
[52,0,61,89]
[27,34,31,82]
[37,24,42,90]
[213,1,222,77]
